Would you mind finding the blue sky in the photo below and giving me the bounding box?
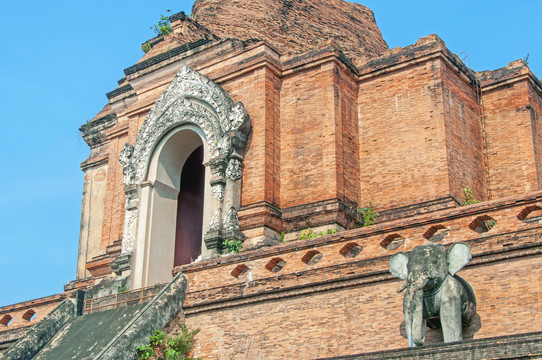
[0,0,540,306]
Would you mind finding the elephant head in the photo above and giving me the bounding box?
[389,242,477,347]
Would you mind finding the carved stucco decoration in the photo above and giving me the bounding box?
[118,65,251,258]
[223,207,240,231]
[211,184,224,202]
[121,187,139,255]
[121,65,251,186]
[119,143,136,186]
[209,209,222,232]
[226,158,243,181]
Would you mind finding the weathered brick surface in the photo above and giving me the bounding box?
[279,62,338,208]
[358,36,486,212]
[191,0,388,63]
[76,31,542,279]
[0,294,69,353]
[441,57,486,202]
[479,61,542,199]
[65,9,542,360]
[176,193,542,359]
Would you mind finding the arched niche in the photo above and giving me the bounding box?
[114,66,251,288]
[137,126,213,286]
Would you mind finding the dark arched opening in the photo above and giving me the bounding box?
[174,145,204,266]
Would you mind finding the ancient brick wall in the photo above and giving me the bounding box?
[334,63,360,207]
[279,62,339,208]
[191,0,388,63]
[480,61,542,199]
[530,80,542,187]
[0,294,68,353]
[440,58,486,203]
[174,192,542,359]
[221,67,277,208]
[74,24,542,290]
[358,57,450,210]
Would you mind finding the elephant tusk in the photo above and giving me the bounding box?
[397,282,408,293]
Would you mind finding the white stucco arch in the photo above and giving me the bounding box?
[115,66,251,288]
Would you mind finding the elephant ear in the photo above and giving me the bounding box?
[447,242,472,276]
[389,252,409,280]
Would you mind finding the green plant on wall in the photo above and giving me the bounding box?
[136,324,200,360]
[462,187,479,206]
[223,239,243,253]
[141,42,152,53]
[149,330,166,347]
[136,344,154,359]
[151,10,173,37]
[165,324,200,359]
[327,226,338,235]
[142,10,173,53]
[299,226,338,240]
[80,120,92,134]
[357,202,378,227]
[299,228,318,240]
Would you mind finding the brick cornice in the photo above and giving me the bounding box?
[0,294,67,316]
[183,236,542,314]
[177,190,542,274]
[357,36,476,90]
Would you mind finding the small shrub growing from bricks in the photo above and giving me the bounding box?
[357,203,378,227]
[136,324,200,360]
[223,239,243,253]
[462,187,480,206]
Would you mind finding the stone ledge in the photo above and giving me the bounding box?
[377,196,459,223]
[316,331,542,360]
[477,59,542,93]
[123,38,211,76]
[0,294,68,315]
[105,84,134,100]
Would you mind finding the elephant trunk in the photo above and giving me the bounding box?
[404,277,429,347]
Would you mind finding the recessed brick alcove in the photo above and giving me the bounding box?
[0,315,12,327]
[380,233,404,250]
[517,204,542,223]
[302,250,323,265]
[469,215,497,233]
[423,225,449,242]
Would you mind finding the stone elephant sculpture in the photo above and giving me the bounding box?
[389,242,477,347]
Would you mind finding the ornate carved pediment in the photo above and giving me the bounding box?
[120,65,251,187]
[118,66,251,261]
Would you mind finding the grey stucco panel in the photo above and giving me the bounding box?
[0,298,75,360]
[94,272,188,360]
